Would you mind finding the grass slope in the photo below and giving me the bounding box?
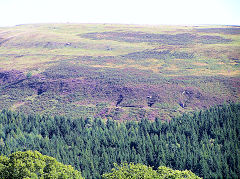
[0,24,239,120]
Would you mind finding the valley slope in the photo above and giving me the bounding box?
[0,24,239,120]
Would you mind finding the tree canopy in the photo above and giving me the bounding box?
[102,163,201,179]
[0,103,239,178]
[0,150,83,179]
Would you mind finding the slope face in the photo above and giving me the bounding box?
[0,24,239,120]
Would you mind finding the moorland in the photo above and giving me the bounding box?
[0,24,239,120]
[0,24,240,178]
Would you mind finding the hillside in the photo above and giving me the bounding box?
[0,103,239,178]
[0,24,240,120]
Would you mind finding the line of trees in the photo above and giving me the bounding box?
[0,151,200,179]
[0,103,239,178]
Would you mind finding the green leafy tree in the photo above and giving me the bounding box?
[157,166,201,179]
[102,163,201,179]
[102,162,159,179]
[26,71,32,79]
[0,150,83,179]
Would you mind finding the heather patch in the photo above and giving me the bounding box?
[120,50,194,60]
[81,31,232,45]
[196,27,240,35]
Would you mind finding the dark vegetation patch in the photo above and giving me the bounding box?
[80,31,232,45]
[196,27,240,35]
[3,41,85,49]
[179,87,206,108]
[121,49,194,60]
[42,63,91,79]
[197,35,232,44]
[231,58,240,64]
[0,70,25,85]
[0,37,12,46]
[1,63,239,120]
[0,37,4,45]
[42,61,157,84]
